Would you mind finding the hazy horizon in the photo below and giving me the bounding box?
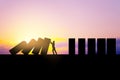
[0,38,120,55]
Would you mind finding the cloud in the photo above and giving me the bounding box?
[0,46,10,54]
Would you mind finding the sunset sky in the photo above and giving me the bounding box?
[0,0,120,54]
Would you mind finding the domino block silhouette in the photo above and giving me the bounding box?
[69,38,75,55]
[88,38,96,55]
[32,38,44,55]
[97,39,106,55]
[41,38,51,55]
[9,41,27,55]
[107,38,116,55]
[22,39,36,55]
[78,38,85,55]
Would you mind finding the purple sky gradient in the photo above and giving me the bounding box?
[0,0,120,54]
[0,0,120,38]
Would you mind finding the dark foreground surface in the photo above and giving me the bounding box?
[0,55,120,76]
[0,55,120,66]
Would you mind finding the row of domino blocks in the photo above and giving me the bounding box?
[69,38,116,55]
[9,38,51,55]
